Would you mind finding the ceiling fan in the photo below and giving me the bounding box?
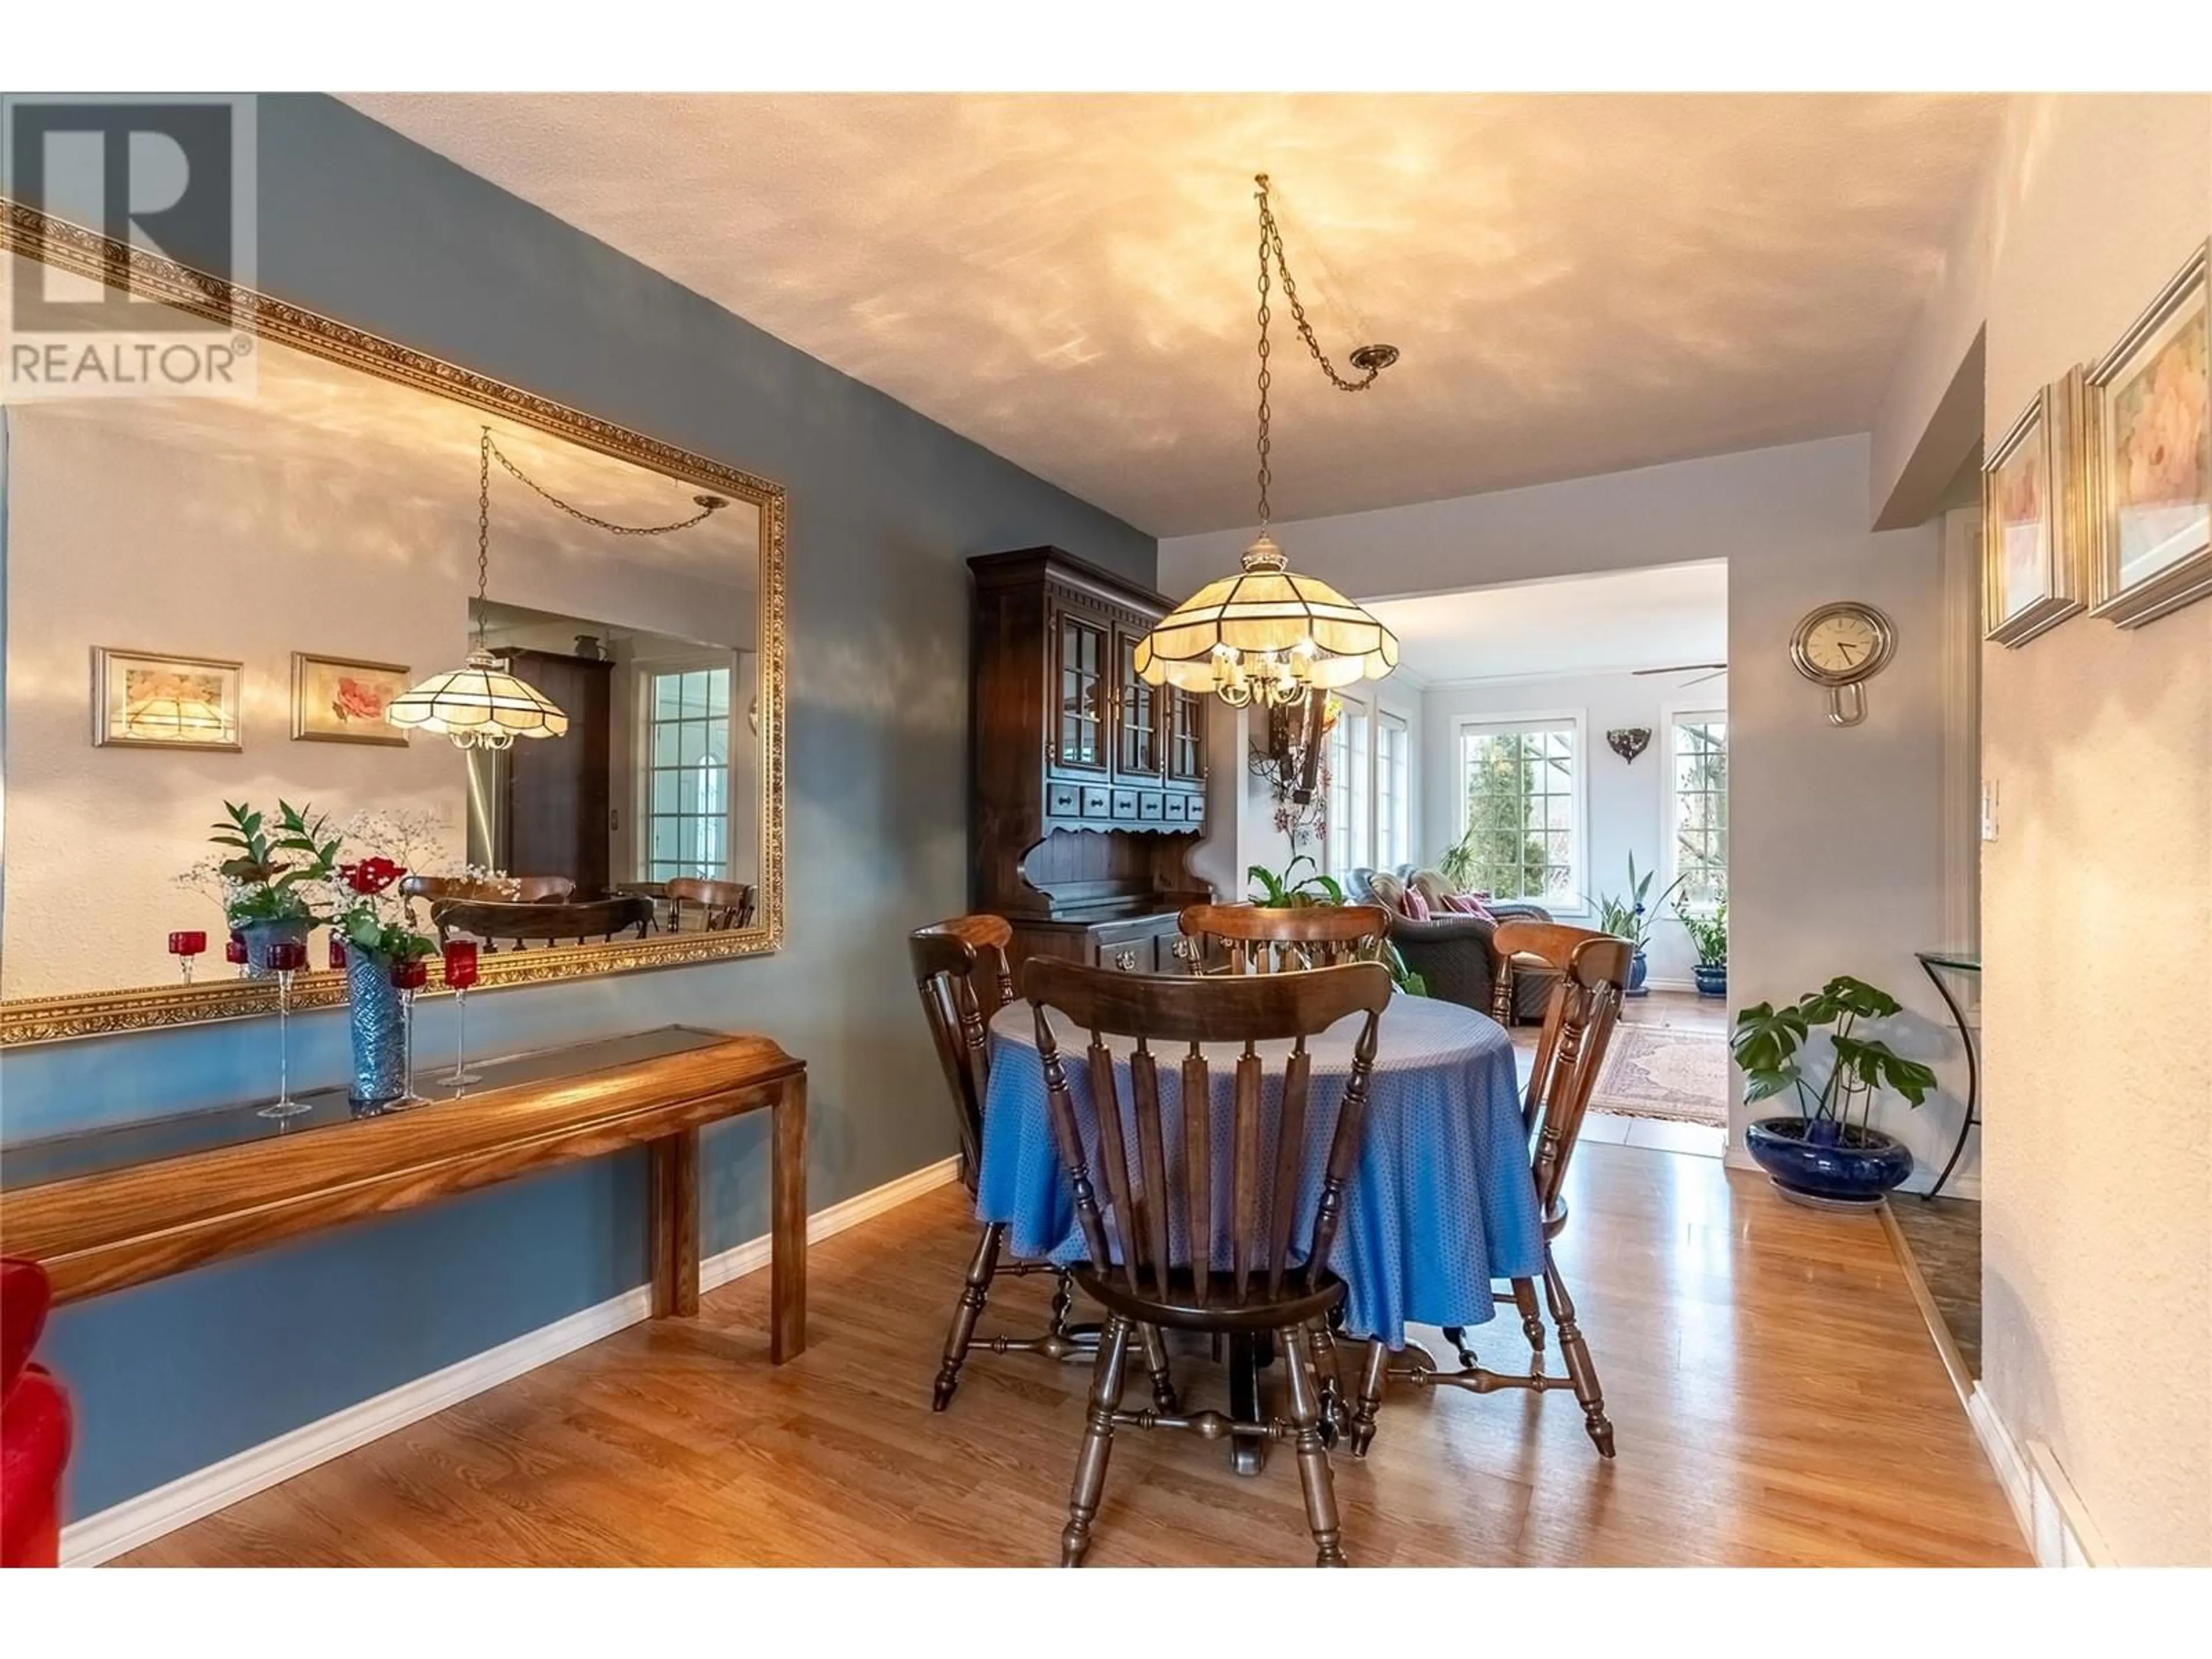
[1633,661,1728,688]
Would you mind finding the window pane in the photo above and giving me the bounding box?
[651,820,678,862]
[653,721,681,767]
[706,668,731,715]
[652,770,679,815]
[653,673,683,719]
[677,672,706,717]
[679,721,706,767]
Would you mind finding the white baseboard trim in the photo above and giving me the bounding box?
[60,1154,962,1567]
[1967,1383,2112,1566]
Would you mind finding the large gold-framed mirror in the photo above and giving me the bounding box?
[0,202,786,1044]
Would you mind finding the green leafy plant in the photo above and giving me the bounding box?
[1731,975,1938,1138]
[1380,940,1427,998]
[1676,896,1728,968]
[207,800,341,926]
[1590,851,1685,956]
[1247,857,1342,909]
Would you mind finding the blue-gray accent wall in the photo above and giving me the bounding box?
[0,93,1156,1521]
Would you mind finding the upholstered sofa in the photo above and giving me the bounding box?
[1349,865,1558,1023]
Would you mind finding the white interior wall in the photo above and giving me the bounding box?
[1419,669,1729,988]
[1163,434,1967,1187]
[1876,91,2211,1567]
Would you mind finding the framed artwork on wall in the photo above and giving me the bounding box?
[291,653,412,745]
[1982,370,2088,649]
[2085,240,2211,628]
[90,647,243,751]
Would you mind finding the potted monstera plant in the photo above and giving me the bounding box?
[1732,975,1938,1208]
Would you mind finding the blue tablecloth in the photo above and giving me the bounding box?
[976,993,1544,1349]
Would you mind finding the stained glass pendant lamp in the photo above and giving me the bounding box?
[388,427,725,750]
[1135,175,1402,711]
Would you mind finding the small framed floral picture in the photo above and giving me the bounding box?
[1983,370,2089,649]
[92,647,243,750]
[2086,241,2211,628]
[291,652,411,746]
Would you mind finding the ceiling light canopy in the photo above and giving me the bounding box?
[1135,175,1400,710]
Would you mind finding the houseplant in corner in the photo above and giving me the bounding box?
[1731,975,1938,1208]
[1592,853,1684,998]
[1677,896,1728,998]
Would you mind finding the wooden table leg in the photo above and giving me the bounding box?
[769,1070,808,1363]
[650,1128,700,1319]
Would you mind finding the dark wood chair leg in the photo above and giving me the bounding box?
[1511,1277,1546,1355]
[1281,1323,1348,1566]
[1048,1269,1074,1340]
[1137,1322,1180,1414]
[1304,1318,1347,1445]
[1061,1315,1132,1567]
[933,1222,1004,1411]
[1441,1323,1479,1369]
[1542,1249,1615,1458]
[1348,1336,1389,1458]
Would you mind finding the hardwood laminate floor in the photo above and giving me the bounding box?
[118,1135,2025,1567]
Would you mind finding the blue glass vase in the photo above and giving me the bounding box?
[345,949,407,1111]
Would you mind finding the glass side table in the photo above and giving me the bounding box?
[1915,950,1981,1199]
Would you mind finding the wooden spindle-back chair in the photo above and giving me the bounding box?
[909,918,1175,1414]
[1025,957,1393,1566]
[1347,919,1629,1459]
[665,876,756,932]
[1176,902,1391,976]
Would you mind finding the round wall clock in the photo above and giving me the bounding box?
[1789,601,1896,728]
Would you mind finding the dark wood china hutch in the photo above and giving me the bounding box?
[968,547,1213,982]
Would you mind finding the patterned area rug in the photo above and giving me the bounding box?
[1588,1024,1729,1127]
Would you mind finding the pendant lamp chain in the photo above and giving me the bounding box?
[1251,174,1395,533]
[473,427,726,643]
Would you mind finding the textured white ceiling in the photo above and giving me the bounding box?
[1368,561,1727,684]
[349,93,2003,536]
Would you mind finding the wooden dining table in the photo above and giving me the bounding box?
[975,992,1544,1470]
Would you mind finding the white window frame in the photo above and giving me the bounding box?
[1660,702,1729,914]
[1450,708,1589,916]
[636,651,741,884]
[1376,709,1410,870]
[1324,701,1373,878]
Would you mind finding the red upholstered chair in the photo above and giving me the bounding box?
[1,1259,73,1568]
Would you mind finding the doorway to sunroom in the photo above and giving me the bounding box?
[1324,560,1732,1154]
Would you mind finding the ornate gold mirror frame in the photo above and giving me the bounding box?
[0,199,787,1045]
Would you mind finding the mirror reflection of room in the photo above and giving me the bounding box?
[0,290,765,1001]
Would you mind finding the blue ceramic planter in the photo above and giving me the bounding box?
[1626,949,1650,998]
[1746,1116,1914,1207]
[1693,963,1727,998]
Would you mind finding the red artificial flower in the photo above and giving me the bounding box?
[339,857,406,896]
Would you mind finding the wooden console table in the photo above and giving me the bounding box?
[0,1026,808,1362]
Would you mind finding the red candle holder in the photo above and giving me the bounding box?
[257,939,310,1120]
[225,930,249,973]
[390,956,429,1105]
[328,936,348,971]
[168,930,207,986]
[440,941,483,1088]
